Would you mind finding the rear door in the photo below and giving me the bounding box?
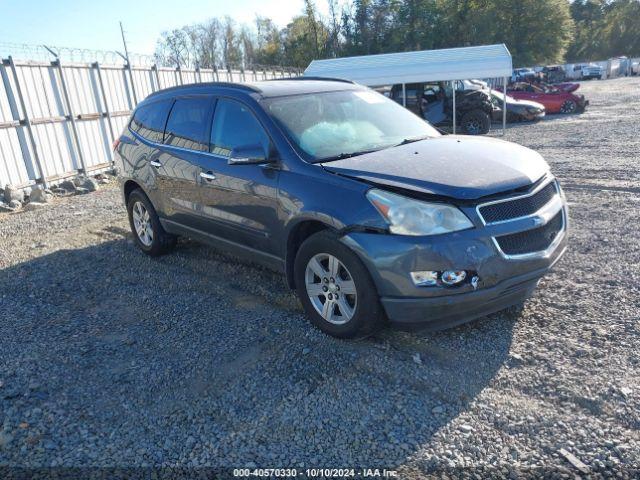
[153,95,215,229]
[192,97,281,255]
[123,98,174,209]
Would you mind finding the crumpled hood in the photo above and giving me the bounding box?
[321,135,549,200]
[554,82,580,92]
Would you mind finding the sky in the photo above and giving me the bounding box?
[1,0,330,55]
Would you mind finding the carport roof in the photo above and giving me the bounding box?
[304,44,513,86]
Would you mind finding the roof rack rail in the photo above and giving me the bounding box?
[147,81,262,98]
[269,76,356,84]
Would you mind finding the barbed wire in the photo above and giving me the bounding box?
[0,42,304,73]
[0,42,156,65]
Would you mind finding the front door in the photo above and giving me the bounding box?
[192,97,281,256]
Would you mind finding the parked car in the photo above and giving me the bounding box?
[459,80,545,122]
[488,89,545,122]
[513,67,536,82]
[542,65,566,83]
[115,79,568,338]
[390,81,495,135]
[566,63,603,80]
[631,61,640,76]
[508,82,588,114]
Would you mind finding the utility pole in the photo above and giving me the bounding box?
[119,21,138,105]
[119,21,131,65]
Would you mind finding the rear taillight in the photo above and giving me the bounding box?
[112,138,121,152]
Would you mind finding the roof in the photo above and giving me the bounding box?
[304,44,513,86]
[248,79,362,97]
[143,78,361,104]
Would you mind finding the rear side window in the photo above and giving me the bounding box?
[130,100,173,143]
[164,97,213,151]
[210,99,270,157]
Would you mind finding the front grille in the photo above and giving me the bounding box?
[495,211,563,256]
[479,181,557,224]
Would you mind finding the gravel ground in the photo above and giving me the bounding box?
[0,77,639,478]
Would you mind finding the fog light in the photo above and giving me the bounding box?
[441,270,467,286]
[410,271,438,286]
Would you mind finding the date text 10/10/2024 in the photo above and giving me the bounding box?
[233,468,398,478]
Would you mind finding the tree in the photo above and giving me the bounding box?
[599,0,640,58]
[484,0,575,65]
[283,14,329,67]
[221,16,243,66]
[155,29,190,67]
[153,0,638,71]
[254,16,284,65]
[566,0,606,61]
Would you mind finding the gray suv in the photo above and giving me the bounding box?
[115,78,567,338]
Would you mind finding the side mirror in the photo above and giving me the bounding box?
[228,144,273,165]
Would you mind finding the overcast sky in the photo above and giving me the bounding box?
[1,0,331,55]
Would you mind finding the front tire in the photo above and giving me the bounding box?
[127,189,176,256]
[294,231,385,338]
[460,110,491,135]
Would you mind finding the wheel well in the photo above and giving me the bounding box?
[285,220,331,290]
[123,180,141,204]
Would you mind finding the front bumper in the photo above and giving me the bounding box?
[381,251,564,330]
[577,99,589,111]
[522,110,545,121]
[341,199,568,330]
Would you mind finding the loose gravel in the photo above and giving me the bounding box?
[0,77,639,478]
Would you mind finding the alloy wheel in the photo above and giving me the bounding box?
[304,253,357,325]
[561,100,576,114]
[132,201,153,247]
[464,119,481,134]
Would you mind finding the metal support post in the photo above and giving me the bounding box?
[503,76,507,136]
[152,64,161,91]
[92,62,116,163]
[54,59,86,173]
[5,56,48,186]
[452,81,457,134]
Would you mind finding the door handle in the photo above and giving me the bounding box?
[150,160,162,168]
[200,171,216,181]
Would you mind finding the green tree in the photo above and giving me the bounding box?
[283,14,329,67]
[254,16,284,65]
[599,0,640,58]
[484,0,574,65]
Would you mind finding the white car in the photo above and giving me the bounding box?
[567,63,603,80]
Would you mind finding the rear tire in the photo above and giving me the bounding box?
[560,100,577,114]
[294,231,385,338]
[460,110,491,135]
[127,189,177,257]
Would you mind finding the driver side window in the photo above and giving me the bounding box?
[210,98,271,158]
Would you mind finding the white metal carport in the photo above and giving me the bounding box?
[304,44,513,134]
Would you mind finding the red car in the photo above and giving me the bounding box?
[507,82,588,114]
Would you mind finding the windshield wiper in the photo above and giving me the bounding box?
[393,135,433,147]
[317,136,434,163]
[318,148,384,163]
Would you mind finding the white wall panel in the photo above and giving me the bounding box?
[0,128,30,186]
[0,59,299,189]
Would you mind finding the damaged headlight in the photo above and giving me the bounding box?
[367,189,474,236]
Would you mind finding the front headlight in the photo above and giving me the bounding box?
[366,189,473,236]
